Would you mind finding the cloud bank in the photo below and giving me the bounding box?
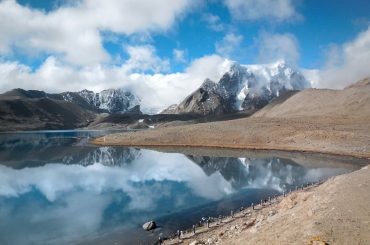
[0,0,196,65]
[317,26,370,88]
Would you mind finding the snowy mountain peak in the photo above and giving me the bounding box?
[167,59,311,116]
[77,88,141,114]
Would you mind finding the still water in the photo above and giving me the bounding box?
[0,131,365,245]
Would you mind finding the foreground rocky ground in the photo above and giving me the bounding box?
[164,165,370,245]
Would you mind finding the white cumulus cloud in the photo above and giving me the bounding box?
[202,13,225,32]
[257,31,300,64]
[122,45,170,73]
[317,26,370,88]
[215,33,243,58]
[0,0,196,66]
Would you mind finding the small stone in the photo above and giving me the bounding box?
[269,210,277,216]
[189,240,205,245]
[142,221,156,231]
[206,237,217,244]
[230,225,238,231]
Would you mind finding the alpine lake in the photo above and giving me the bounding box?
[0,130,367,245]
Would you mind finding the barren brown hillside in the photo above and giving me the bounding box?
[253,77,370,119]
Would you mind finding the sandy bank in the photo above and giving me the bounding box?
[164,165,370,245]
[92,117,370,159]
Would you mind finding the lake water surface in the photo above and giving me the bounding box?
[0,131,366,245]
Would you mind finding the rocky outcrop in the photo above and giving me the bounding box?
[170,79,231,116]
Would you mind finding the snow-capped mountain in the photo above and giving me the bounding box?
[228,59,310,110]
[79,89,140,114]
[164,60,311,115]
[61,88,141,114]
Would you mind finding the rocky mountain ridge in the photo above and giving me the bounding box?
[2,88,141,114]
[0,87,141,131]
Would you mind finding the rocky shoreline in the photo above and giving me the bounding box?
[162,165,370,245]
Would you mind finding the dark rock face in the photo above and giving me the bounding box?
[173,79,231,116]
[125,105,142,115]
[241,88,274,110]
[1,88,48,99]
[0,93,96,132]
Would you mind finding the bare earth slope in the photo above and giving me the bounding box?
[253,77,370,118]
[93,78,370,159]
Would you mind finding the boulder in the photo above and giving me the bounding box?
[142,221,157,231]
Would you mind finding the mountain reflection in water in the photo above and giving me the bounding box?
[0,131,364,245]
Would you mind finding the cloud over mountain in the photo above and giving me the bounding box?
[0,54,228,113]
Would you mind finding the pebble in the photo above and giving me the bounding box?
[269,210,277,216]
[189,240,205,245]
[230,225,238,231]
[206,237,217,244]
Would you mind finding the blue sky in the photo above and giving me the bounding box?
[1,0,370,109]
[11,0,370,70]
